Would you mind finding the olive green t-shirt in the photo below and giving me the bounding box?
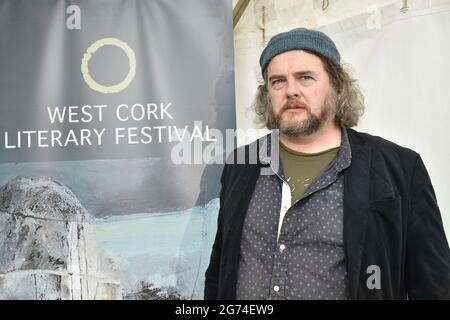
[279,142,340,204]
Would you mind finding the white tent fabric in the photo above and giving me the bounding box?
[234,0,450,239]
[319,2,450,237]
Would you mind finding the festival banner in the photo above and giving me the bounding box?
[0,0,235,299]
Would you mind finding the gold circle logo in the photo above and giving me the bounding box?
[81,38,136,94]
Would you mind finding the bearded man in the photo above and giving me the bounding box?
[205,27,450,299]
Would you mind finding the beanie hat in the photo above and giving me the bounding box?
[259,27,341,77]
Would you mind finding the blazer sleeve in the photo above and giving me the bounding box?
[204,164,227,300]
[406,155,450,299]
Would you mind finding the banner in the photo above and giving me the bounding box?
[0,0,235,299]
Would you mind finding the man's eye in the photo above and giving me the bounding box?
[300,76,313,80]
[271,79,284,86]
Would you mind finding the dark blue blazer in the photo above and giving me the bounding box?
[204,128,450,299]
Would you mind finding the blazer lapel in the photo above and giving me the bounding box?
[344,129,372,299]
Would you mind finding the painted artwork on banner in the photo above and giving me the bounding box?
[0,0,235,299]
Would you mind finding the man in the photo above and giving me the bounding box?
[204,27,450,299]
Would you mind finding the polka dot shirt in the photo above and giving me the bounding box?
[236,127,352,300]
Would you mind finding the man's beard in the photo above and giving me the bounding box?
[268,92,337,137]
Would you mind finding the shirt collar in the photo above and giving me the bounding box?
[258,126,352,173]
[334,125,352,173]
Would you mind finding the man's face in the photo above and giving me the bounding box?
[266,50,337,137]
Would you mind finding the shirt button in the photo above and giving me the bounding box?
[280,244,286,252]
[273,285,280,292]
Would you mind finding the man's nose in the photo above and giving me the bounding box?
[285,79,300,98]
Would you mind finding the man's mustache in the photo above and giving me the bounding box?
[281,99,310,112]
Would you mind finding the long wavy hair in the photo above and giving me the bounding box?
[253,51,365,129]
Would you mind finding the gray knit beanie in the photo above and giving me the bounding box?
[259,27,340,78]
